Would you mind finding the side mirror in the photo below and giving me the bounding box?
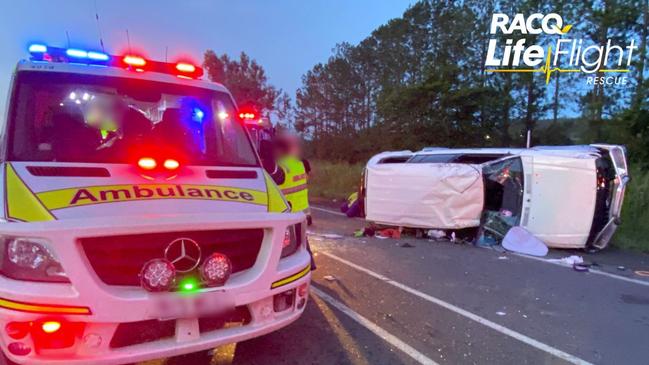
[259,140,273,161]
[259,140,277,175]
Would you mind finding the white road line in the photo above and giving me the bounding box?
[509,252,649,288]
[311,206,348,217]
[311,286,439,365]
[313,204,649,288]
[320,251,594,365]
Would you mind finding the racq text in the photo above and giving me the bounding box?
[586,76,628,85]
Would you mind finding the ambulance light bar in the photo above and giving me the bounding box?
[27,43,203,79]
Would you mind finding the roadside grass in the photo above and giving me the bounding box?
[309,161,649,253]
[614,167,649,252]
[309,160,364,201]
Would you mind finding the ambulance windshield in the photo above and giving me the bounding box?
[8,72,258,167]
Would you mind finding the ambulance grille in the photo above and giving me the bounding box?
[26,166,110,177]
[80,229,264,286]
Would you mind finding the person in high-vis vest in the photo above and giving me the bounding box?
[275,134,312,225]
[272,133,316,269]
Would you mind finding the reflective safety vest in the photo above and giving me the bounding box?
[278,156,309,213]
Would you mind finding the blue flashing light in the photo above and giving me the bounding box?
[28,44,47,53]
[192,108,205,123]
[66,49,88,58]
[88,51,109,61]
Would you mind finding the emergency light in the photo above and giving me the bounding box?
[27,43,204,79]
[123,55,146,67]
[239,112,257,120]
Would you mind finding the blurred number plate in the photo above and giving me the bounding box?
[151,292,234,320]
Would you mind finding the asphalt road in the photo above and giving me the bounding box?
[146,206,649,365]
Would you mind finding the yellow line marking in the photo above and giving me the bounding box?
[310,292,373,365]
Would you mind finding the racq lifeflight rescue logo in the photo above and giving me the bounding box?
[485,13,636,85]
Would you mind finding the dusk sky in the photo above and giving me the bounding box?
[0,0,414,115]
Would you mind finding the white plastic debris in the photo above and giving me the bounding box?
[496,311,506,316]
[321,233,343,239]
[309,232,343,240]
[323,275,336,282]
[427,229,446,239]
[547,255,584,266]
[502,227,548,257]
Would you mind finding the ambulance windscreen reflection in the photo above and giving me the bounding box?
[10,72,257,167]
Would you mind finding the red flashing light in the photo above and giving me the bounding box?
[41,321,61,334]
[239,112,257,120]
[283,229,291,248]
[123,55,147,67]
[32,320,84,350]
[176,62,196,73]
[138,157,157,170]
[163,159,180,170]
[298,283,308,297]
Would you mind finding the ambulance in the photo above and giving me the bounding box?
[0,44,311,364]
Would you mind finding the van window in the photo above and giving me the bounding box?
[454,154,505,164]
[8,71,258,167]
[407,154,457,163]
[378,156,411,164]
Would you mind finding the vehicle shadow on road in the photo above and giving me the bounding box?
[162,295,413,365]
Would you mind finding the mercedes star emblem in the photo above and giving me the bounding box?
[164,238,202,272]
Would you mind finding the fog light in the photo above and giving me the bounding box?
[7,342,31,356]
[5,322,29,339]
[260,304,272,319]
[200,253,232,287]
[273,289,295,312]
[41,321,61,333]
[140,259,176,292]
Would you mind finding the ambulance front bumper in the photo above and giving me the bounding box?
[0,212,311,364]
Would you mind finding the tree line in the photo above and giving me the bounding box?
[290,0,649,164]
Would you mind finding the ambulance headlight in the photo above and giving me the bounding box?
[0,238,69,283]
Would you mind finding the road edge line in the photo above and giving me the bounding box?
[311,286,439,365]
[510,252,649,288]
[320,251,594,365]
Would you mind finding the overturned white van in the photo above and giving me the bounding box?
[364,145,629,250]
